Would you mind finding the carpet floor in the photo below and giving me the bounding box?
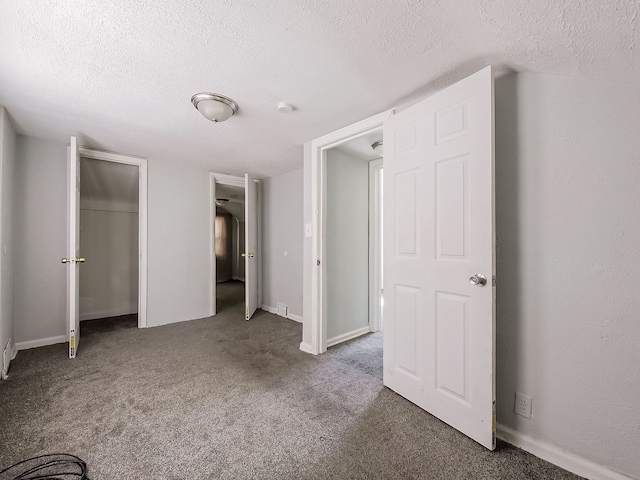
[0,282,582,479]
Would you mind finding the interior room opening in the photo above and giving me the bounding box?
[214,182,246,313]
[79,157,139,334]
[324,130,384,354]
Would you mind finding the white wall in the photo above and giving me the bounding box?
[302,144,312,345]
[325,149,369,341]
[13,137,213,341]
[261,168,303,318]
[147,158,211,327]
[14,136,67,344]
[0,106,17,372]
[79,209,139,320]
[494,72,640,479]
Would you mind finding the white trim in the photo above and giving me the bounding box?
[79,147,148,329]
[210,172,246,317]
[261,305,303,323]
[11,340,17,360]
[327,326,371,348]
[16,335,66,350]
[308,110,393,355]
[368,158,383,333]
[497,424,633,480]
[299,342,316,355]
[210,172,245,187]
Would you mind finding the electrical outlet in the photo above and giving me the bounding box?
[514,392,532,419]
[277,303,288,317]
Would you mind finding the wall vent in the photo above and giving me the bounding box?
[277,303,288,317]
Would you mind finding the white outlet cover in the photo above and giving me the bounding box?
[514,392,532,419]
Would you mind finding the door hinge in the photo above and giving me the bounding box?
[317,259,321,266]
[492,275,496,287]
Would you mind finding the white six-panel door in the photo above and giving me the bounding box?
[245,174,259,320]
[383,66,496,449]
[66,136,82,358]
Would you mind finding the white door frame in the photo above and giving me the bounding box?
[369,158,383,333]
[209,172,245,316]
[307,110,393,354]
[78,147,148,328]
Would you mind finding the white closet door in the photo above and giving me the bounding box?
[383,66,496,449]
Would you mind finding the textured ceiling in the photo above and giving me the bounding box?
[1,0,639,178]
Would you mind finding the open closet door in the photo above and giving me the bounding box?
[383,66,496,449]
[64,136,84,358]
[244,174,259,320]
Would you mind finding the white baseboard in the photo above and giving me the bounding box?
[261,304,277,314]
[16,335,66,351]
[327,326,371,348]
[261,305,302,323]
[299,342,317,355]
[231,276,245,282]
[11,340,17,360]
[497,424,633,480]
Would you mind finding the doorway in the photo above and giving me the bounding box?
[78,157,139,332]
[305,66,496,450]
[214,182,246,314]
[75,145,148,330]
[323,132,384,348]
[210,172,261,319]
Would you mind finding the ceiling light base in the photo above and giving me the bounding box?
[191,93,239,122]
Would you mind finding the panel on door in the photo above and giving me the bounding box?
[383,66,495,449]
[65,136,82,358]
[244,174,259,320]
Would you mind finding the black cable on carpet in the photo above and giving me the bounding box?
[0,454,89,480]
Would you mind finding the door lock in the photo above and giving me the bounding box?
[61,257,86,264]
[469,273,487,287]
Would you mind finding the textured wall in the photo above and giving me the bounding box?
[261,169,303,318]
[147,159,211,327]
[495,72,640,479]
[79,209,139,321]
[325,149,369,341]
[13,136,67,343]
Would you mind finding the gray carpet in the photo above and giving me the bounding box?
[0,282,581,479]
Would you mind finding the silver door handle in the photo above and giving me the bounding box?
[241,253,255,258]
[469,274,487,286]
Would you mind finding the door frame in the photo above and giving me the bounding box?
[78,147,148,328]
[209,172,245,316]
[307,110,393,354]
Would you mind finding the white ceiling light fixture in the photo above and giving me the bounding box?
[371,140,384,156]
[215,198,230,207]
[191,93,238,122]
